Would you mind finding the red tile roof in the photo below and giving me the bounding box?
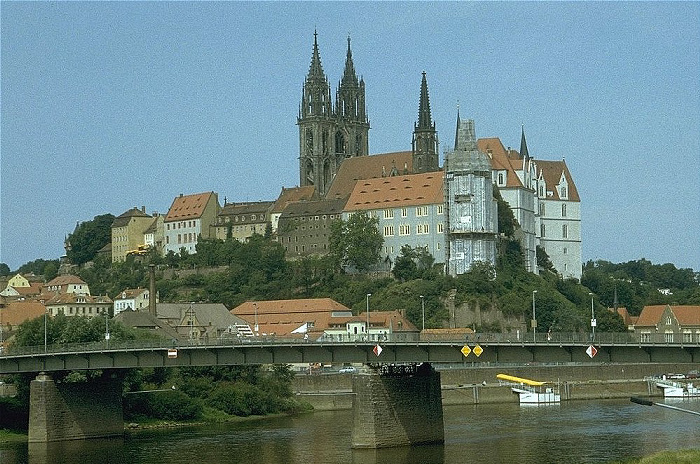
[636,305,700,327]
[271,186,317,214]
[165,192,216,221]
[536,160,581,202]
[325,151,413,199]
[345,171,444,211]
[1,301,46,327]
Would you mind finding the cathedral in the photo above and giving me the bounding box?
[290,32,582,279]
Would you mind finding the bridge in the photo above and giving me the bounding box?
[2,332,699,374]
[2,333,698,447]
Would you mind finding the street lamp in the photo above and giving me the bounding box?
[366,293,372,341]
[589,292,596,341]
[420,295,425,332]
[44,307,48,353]
[104,309,110,348]
[532,290,538,341]
[253,302,259,334]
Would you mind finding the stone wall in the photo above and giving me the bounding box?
[351,366,444,448]
[28,373,124,442]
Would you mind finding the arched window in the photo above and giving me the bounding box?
[561,204,567,217]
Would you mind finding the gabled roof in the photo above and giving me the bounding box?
[535,159,581,202]
[345,171,443,211]
[219,201,274,218]
[114,288,149,300]
[1,301,46,326]
[112,207,151,228]
[13,283,43,296]
[114,310,181,340]
[477,138,525,188]
[232,298,351,316]
[45,293,112,305]
[636,305,700,327]
[325,151,413,199]
[45,275,87,287]
[358,310,418,333]
[156,303,245,329]
[271,186,317,214]
[279,197,347,218]
[165,192,217,222]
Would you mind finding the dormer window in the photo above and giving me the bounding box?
[560,186,567,199]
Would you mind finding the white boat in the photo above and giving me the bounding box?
[497,373,561,404]
[655,378,700,398]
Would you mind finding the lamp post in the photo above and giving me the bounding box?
[420,295,425,332]
[104,309,110,348]
[589,292,596,341]
[253,302,259,334]
[532,290,538,342]
[44,307,48,353]
[366,293,371,341]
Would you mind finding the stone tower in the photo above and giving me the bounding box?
[298,33,369,197]
[443,112,498,275]
[412,72,439,173]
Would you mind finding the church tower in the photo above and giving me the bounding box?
[298,33,369,197]
[412,72,439,173]
[335,37,370,162]
[444,112,498,275]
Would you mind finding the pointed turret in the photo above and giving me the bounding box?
[520,125,530,162]
[300,30,332,119]
[335,35,369,159]
[340,36,358,88]
[412,72,439,173]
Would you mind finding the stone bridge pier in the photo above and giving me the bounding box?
[28,372,124,442]
[351,363,444,448]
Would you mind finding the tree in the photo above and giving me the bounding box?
[392,246,419,282]
[493,187,518,238]
[66,214,115,265]
[329,212,383,273]
[0,263,10,276]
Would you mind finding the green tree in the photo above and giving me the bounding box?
[329,212,383,273]
[66,214,115,265]
[0,263,10,276]
[392,245,419,282]
[494,187,518,238]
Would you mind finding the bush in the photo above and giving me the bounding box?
[0,396,28,431]
[207,382,275,417]
[124,390,202,421]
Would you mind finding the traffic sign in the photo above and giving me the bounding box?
[167,349,178,359]
[373,344,383,357]
[586,345,597,358]
[461,345,472,357]
[473,344,483,357]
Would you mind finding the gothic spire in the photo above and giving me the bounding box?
[307,30,326,83]
[454,107,461,150]
[520,125,530,162]
[417,71,433,129]
[341,36,358,87]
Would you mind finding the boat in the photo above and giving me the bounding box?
[497,373,561,404]
[654,377,700,398]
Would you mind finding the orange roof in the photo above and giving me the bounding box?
[165,191,216,221]
[325,151,413,199]
[344,171,443,212]
[45,275,87,287]
[271,186,317,213]
[45,293,113,305]
[1,301,46,327]
[232,298,351,315]
[536,160,581,202]
[477,138,525,188]
[14,283,43,296]
[636,305,700,327]
[358,310,418,332]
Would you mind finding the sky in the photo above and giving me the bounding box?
[1,2,699,273]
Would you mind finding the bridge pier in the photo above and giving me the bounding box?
[351,363,444,448]
[28,372,124,442]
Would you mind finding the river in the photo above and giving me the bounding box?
[2,398,700,464]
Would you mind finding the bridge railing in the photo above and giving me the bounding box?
[0,332,697,358]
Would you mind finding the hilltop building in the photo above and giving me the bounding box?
[163,192,220,255]
[111,207,160,262]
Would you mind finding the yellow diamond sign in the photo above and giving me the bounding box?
[473,344,483,357]
[461,345,472,357]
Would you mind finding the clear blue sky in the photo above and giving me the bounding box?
[2,2,699,273]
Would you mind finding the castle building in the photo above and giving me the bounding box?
[298,33,370,197]
[163,191,220,255]
[443,114,498,275]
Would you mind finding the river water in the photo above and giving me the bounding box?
[2,398,700,464]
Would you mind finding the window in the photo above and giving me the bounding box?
[437,205,444,214]
[437,223,444,233]
[399,224,410,236]
[560,187,567,198]
[563,247,568,255]
[401,208,407,218]
[540,224,546,238]
[561,204,567,217]
[498,173,504,185]
[416,206,428,217]
[539,203,545,216]
[383,225,395,236]
[417,224,429,234]
[664,332,674,343]
[640,332,651,342]
[683,331,692,343]
[562,224,568,239]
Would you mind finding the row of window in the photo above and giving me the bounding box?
[383,223,444,237]
[540,224,570,239]
[166,220,197,231]
[165,233,198,244]
[640,331,700,343]
[285,243,328,253]
[383,205,443,219]
[49,306,108,316]
[538,203,568,217]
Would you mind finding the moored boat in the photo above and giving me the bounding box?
[497,373,561,404]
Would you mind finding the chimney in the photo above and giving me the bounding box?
[149,264,157,316]
[142,206,146,213]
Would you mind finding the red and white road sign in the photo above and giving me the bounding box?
[373,344,383,357]
[586,345,597,358]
